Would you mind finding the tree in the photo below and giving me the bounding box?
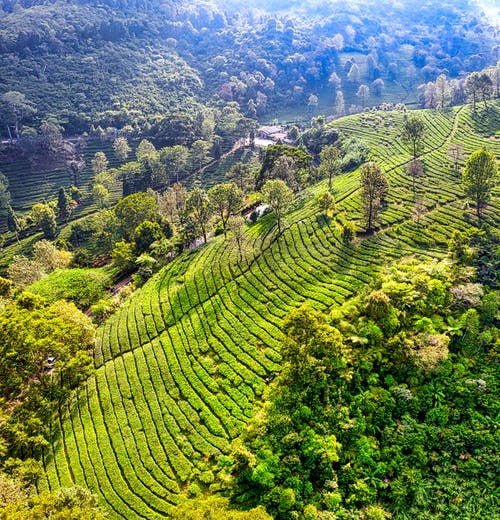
[411,197,427,226]
[260,179,294,233]
[372,78,385,97]
[407,159,424,193]
[208,183,243,237]
[162,145,189,183]
[317,191,335,215]
[228,216,248,263]
[32,240,72,271]
[319,145,342,192]
[0,91,36,141]
[435,74,451,109]
[112,241,136,272]
[307,94,319,114]
[134,221,164,254]
[335,90,345,117]
[0,486,107,519]
[38,122,62,151]
[6,205,21,241]
[477,72,493,107]
[448,143,465,174]
[30,203,57,239]
[356,84,370,107]
[347,63,360,84]
[465,72,482,113]
[401,116,425,159]
[113,137,131,161]
[328,72,341,91]
[91,152,108,176]
[136,139,156,161]
[57,187,71,221]
[158,183,188,224]
[184,187,212,244]
[360,161,388,230]
[69,160,83,187]
[257,144,312,189]
[92,183,110,209]
[226,162,255,193]
[269,155,300,192]
[462,148,497,220]
[190,140,211,171]
[114,192,159,239]
[0,173,11,213]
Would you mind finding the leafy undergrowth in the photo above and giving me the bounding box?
[40,102,499,519]
[27,267,112,310]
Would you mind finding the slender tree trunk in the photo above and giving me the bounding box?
[368,198,373,230]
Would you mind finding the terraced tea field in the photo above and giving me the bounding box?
[40,102,499,518]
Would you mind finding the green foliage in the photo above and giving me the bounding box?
[257,145,312,189]
[318,145,342,192]
[462,148,498,220]
[360,162,388,231]
[317,192,335,215]
[170,496,271,519]
[208,183,243,236]
[57,187,71,222]
[133,220,164,254]
[229,258,500,518]
[112,240,136,273]
[0,484,107,519]
[29,101,499,519]
[401,116,426,159]
[30,203,57,239]
[27,268,110,310]
[114,191,159,240]
[260,179,294,232]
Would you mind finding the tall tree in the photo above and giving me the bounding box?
[462,148,498,220]
[57,187,71,222]
[260,179,294,233]
[335,90,345,117]
[0,172,11,212]
[448,143,465,174]
[347,63,360,84]
[208,183,243,237]
[465,72,482,113]
[360,161,388,230]
[0,91,36,141]
[162,145,189,183]
[319,145,342,192]
[356,84,370,107]
[190,140,211,171]
[184,187,212,244]
[113,137,131,162]
[30,203,57,239]
[435,74,451,109]
[91,152,108,177]
[226,162,255,193]
[114,192,159,239]
[407,159,424,193]
[401,116,426,159]
[6,205,20,241]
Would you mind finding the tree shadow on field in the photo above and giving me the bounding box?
[315,214,331,228]
[470,103,500,137]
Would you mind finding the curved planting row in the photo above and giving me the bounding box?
[41,102,499,519]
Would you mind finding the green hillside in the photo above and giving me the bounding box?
[37,101,500,518]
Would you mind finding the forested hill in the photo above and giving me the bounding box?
[0,0,497,136]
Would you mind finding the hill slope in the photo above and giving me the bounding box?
[40,102,499,518]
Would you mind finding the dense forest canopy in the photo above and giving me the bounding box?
[0,0,497,136]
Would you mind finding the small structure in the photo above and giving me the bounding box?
[257,125,288,142]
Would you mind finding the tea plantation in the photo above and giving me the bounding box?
[39,102,499,518]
